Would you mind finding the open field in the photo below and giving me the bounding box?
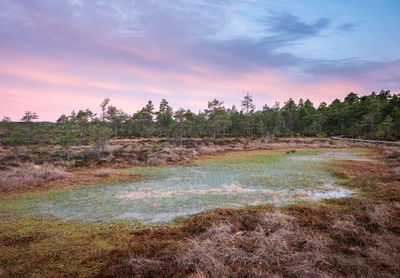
[0,140,399,277]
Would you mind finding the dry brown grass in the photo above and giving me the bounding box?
[176,205,400,277]
[0,137,362,170]
[177,211,331,278]
[0,164,143,194]
[100,202,399,277]
[0,163,71,190]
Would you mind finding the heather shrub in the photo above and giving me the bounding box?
[0,162,71,189]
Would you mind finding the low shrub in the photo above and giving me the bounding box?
[0,162,71,190]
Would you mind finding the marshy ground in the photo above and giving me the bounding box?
[0,139,399,277]
[1,149,364,224]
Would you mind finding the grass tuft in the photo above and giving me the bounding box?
[0,163,71,191]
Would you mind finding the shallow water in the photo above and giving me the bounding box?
[1,149,368,224]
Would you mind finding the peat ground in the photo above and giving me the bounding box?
[0,139,399,277]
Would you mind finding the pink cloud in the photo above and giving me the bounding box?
[0,39,382,122]
[0,55,365,121]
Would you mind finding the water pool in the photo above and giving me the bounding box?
[0,149,368,224]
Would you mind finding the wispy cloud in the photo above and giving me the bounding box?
[0,0,399,120]
[337,22,357,31]
[262,13,331,46]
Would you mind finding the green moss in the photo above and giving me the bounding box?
[0,219,129,277]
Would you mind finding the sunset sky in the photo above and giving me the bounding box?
[1,0,399,121]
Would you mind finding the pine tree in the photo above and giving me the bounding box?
[20,111,38,144]
[1,117,27,160]
[156,99,173,137]
[56,114,79,161]
[241,93,255,135]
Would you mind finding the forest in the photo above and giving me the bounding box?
[1,90,399,155]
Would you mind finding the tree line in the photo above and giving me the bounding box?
[1,90,399,159]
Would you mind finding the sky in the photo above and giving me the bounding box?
[0,0,399,121]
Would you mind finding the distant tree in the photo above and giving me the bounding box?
[241,93,255,114]
[298,98,304,109]
[2,90,400,146]
[376,115,394,139]
[206,99,231,140]
[326,99,346,135]
[255,117,265,135]
[21,111,39,122]
[56,114,79,161]
[133,101,155,137]
[1,117,27,160]
[271,102,283,136]
[100,98,110,151]
[314,102,328,136]
[228,105,244,135]
[21,111,38,144]
[88,119,103,157]
[241,93,255,135]
[2,116,11,123]
[344,92,359,104]
[378,90,391,101]
[362,96,381,135]
[88,98,112,155]
[106,105,127,138]
[282,98,297,135]
[296,99,316,135]
[193,112,207,137]
[173,108,186,144]
[156,99,173,137]
[391,105,400,138]
[183,109,196,137]
[74,109,95,141]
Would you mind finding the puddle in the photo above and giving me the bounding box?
[1,149,367,224]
